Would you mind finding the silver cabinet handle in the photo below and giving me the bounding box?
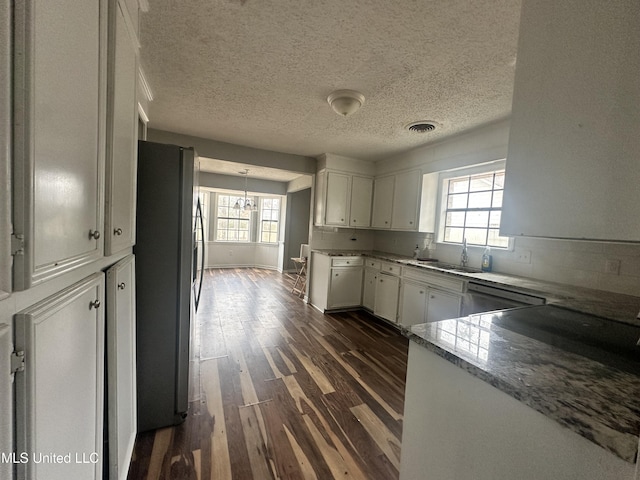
[117,282,126,290]
[89,229,101,240]
[114,228,123,236]
[89,299,101,310]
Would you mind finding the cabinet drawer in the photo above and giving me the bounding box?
[380,261,401,276]
[403,267,466,293]
[331,256,363,267]
[365,259,381,270]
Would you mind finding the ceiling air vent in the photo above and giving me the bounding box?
[406,121,437,133]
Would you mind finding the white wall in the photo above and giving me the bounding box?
[309,226,375,251]
[206,242,280,270]
[374,120,640,296]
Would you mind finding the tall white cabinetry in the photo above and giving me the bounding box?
[12,0,108,290]
[371,176,394,229]
[14,274,105,480]
[501,0,640,241]
[0,0,11,298]
[372,170,432,231]
[105,1,139,255]
[106,255,137,480]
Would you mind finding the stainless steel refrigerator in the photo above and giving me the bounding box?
[134,140,204,432]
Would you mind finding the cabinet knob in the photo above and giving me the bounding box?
[430,295,435,299]
[118,282,126,290]
[88,229,101,240]
[346,261,350,264]
[341,218,344,222]
[420,291,424,294]
[114,227,123,236]
[384,221,388,224]
[335,273,339,277]
[89,299,101,310]
[409,221,413,225]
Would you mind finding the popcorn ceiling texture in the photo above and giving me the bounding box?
[140,0,521,161]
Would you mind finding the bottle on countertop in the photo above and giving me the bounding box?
[481,246,493,272]
[413,244,421,259]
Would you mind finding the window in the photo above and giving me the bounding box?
[260,198,280,243]
[441,168,510,248]
[215,194,251,242]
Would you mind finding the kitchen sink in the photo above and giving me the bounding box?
[416,261,482,274]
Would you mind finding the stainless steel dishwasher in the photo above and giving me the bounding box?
[461,281,546,316]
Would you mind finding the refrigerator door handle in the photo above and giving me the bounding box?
[195,198,205,311]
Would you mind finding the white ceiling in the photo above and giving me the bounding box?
[140,0,522,163]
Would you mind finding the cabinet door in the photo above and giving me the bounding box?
[426,288,462,323]
[328,267,363,308]
[392,170,420,230]
[12,0,107,289]
[374,274,400,322]
[362,268,377,310]
[371,176,394,229]
[349,176,373,228]
[105,2,138,255]
[14,273,104,480]
[106,255,136,480]
[313,170,326,226]
[400,281,427,327]
[325,172,350,226]
[0,0,10,298]
[0,323,12,480]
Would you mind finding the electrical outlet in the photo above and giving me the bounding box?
[515,250,531,264]
[605,259,621,275]
[228,250,233,257]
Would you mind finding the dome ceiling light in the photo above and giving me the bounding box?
[327,89,365,117]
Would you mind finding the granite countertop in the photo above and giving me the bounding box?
[311,249,640,325]
[406,313,640,463]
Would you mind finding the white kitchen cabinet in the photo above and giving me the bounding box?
[0,323,12,480]
[400,281,427,328]
[374,264,401,323]
[105,1,138,256]
[14,273,105,480]
[314,170,373,228]
[391,170,421,230]
[310,254,363,311]
[362,267,378,311]
[426,288,462,323]
[328,266,363,309]
[349,175,373,228]
[371,175,394,229]
[325,171,350,226]
[106,255,136,480]
[12,0,108,290]
[0,0,10,298]
[501,0,640,241]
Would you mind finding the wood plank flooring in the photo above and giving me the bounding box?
[127,268,409,480]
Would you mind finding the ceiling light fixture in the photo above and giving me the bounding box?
[233,169,258,212]
[327,89,365,117]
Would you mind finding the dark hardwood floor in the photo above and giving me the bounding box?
[128,268,409,479]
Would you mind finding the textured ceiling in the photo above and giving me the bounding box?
[140,0,522,162]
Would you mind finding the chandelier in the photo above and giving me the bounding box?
[233,169,258,212]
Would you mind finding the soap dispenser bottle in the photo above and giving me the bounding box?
[413,244,421,259]
[481,247,493,272]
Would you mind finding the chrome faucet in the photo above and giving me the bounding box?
[460,238,468,267]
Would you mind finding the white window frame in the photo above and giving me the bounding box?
[258,197,281,244]
[436,160,514,250]
[213,193,254,242]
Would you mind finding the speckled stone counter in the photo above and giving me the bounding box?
[312,249,640,325]
[406,313,640,463]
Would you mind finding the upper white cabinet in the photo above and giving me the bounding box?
[0,324,12,480]
[105,1,139,255]
[314,169,373,228]
[12,0,107,289]
[371,176,394,229]
[106,255,137,480]
[372,170,434,232]
[502,0,640,241]
[14,273,105,480]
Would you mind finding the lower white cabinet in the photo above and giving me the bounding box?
[426,288,462,323]
[14,273,105,480]
[106,255,136,480]
[310,254,363,311]
[0,323,12,480]
[374,273,400,322]
[400,281,427,327]
[362,267,378,311]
